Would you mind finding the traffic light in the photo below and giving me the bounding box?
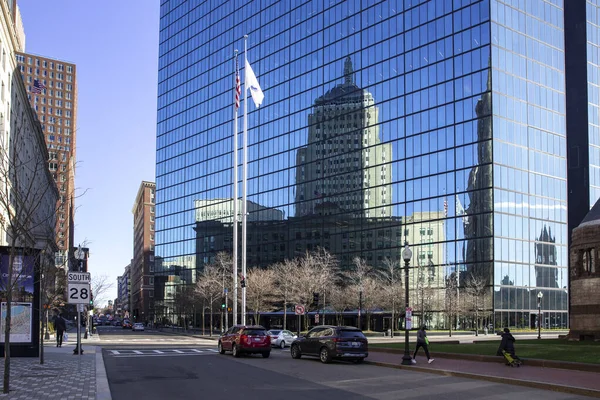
[240,276,246,288]
[313,292,319,305]
[222,298,226,309]
[89,293,94,307]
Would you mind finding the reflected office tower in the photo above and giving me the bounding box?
[295,57,392,218]
[535,225,559,288]
[464,64,493,280]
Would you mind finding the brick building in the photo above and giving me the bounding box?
[568,199,600,340]
[15,52,77,266]
[131,181,155,324]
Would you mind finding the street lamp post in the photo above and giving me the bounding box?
[401,242,413,366]
[537,291,543,339]
[358,287,363,330]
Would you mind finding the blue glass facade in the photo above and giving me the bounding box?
[156,0,568,329]
[587,0,600,206]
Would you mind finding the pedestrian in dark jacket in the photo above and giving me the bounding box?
[53,313,67,347]
[412,326,434,364]
[497,328,516,356]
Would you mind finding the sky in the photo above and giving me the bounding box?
[17,1,160,303]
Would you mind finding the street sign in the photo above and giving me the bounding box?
[294,304,305,315]
[68,272,91,304]
[77,304,85,312]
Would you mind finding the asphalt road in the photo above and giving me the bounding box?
[98,328,591,400]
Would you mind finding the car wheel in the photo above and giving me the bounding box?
[290,344,302,359]
[279,341,285,349]
[352,358,364,364]
[319,347,332,364]
[262,352,271,358]
[232,344,241,358]
[218,342,225,354]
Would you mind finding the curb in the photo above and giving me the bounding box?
[369,347,600,373]
[96,347,112,400]
[364,360,600,398]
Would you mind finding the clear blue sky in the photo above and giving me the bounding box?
[18,1,159,303]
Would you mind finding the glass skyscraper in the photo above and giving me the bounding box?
[156,0,570,329]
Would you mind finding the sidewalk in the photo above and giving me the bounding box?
[366,349,600,398]
[0,332,110,399]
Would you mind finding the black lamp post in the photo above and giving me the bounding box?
[401,242,413,365]
[358,287,363,330]
[537,291,543,339]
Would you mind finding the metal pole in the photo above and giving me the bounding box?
[321,291,325,325]
[225,291,229,331]
[232,50,239,326]
[537,298,541,339]
[241,35,248,326]
[77,310,81,355]
[358,290,362,329]
[401,259,412,365]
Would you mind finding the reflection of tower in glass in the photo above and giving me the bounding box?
[295,57,392,218]
[464,64,493,277]
[535,225,559,288]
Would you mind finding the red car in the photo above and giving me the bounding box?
[218,325,271,358]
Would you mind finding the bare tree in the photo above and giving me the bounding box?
[0,107,59,393]
[289,249,338,330]
[272,259,297,330]
[444,271,460,337]
[91,274,115,307]
[309,248,339,324]
[174,285,197,330]
[347,256,381,331]
[464,272,488,336]
[194,254,231,336]
[327,285,354,326]
[379,257,403,335]
[246,267,276,324]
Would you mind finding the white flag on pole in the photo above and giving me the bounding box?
[245,59,264,108]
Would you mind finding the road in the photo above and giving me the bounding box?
[97,327,591,400]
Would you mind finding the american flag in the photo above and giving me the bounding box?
[32,79,46,94]
[234,56,241,111]
[443,198,448,217]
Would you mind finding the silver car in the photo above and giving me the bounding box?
[268,329,297,348]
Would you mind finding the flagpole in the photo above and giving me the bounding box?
[241,35,248,325]
[232,50,239,326]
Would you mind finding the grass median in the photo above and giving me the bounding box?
[370,339,600,364]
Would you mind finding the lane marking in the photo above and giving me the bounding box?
[111,353,217,358]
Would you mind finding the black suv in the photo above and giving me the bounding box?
[290,325,368,364]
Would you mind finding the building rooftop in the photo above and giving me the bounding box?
[579,198,600,227]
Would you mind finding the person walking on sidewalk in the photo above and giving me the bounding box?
[412,326,434,364]
[53,313,67,347]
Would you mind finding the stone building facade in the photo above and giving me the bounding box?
[568,200,600,341]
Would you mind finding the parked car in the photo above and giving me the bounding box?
[290,325,368,364]
[132,322,145,332]
[267,329,297,348]
[122,319,132,329]
[218,325,271,358]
